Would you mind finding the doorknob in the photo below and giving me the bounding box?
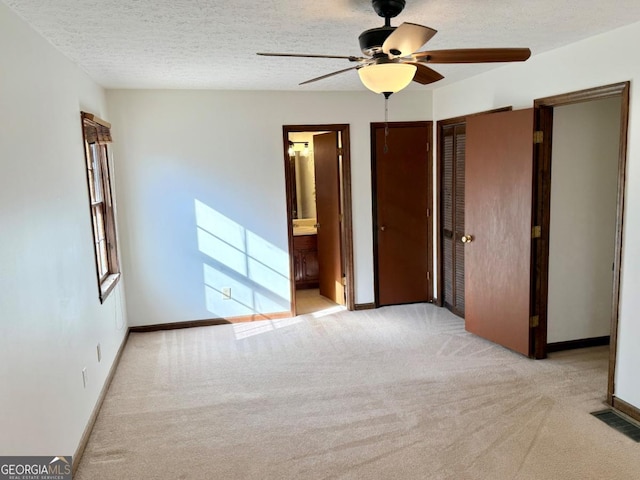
[380,225,386,231]
[461,234,474,243]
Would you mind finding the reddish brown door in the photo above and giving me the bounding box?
[465,109,534,356]
[373,122,432,306]
[314,132,344,305]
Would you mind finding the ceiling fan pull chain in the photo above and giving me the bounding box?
[384,94,389,154]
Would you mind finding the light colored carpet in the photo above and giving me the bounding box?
[76,304,640,479]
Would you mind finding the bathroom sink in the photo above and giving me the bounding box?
[293,225,317,236]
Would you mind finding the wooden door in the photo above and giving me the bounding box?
[314,132,344,305]
[465,109,534,356]
[441,124,466,317]
[372,122,432,306]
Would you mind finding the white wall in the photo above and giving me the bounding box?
[433,21,640,410]
[547,98,620,343]
[0,3,127,457]
[2,0,638,456]
[106,90,431,325]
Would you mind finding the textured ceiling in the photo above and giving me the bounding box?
[4,0,640,90]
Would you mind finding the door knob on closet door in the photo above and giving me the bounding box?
[461,234,474,243]
[380,225,386,231]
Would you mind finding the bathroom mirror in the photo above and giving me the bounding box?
[288,132,319,221]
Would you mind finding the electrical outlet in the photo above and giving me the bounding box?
[82,368,88,388]
[221,287,231,300]
[97,343,102,363]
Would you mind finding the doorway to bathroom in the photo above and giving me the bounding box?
[283,124,354,316]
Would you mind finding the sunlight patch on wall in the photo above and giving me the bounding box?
[195,199,290,318]
[247,256,289,301]
[246,230,288,277]
[195,199,246,250]
[197,228,248,275]
[203,265,288,316]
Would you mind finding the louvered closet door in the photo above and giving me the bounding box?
[441,124,466,317]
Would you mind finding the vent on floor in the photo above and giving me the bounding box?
[591,409,640,442]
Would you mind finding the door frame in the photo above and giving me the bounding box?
[370,121,433,307]
[282,124,355,315]
[531,83,630,407]
[435,107,512,307]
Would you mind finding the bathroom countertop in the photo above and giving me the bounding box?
[293,226,317,236]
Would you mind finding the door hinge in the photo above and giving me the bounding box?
[342,276,347,286]
[532,226,541,238]
[426,208,430,217]
[533,131,544,144]
[426,272,431,281]
[427,142,430,152]
[337,147,343,156]
[530,315,540,328]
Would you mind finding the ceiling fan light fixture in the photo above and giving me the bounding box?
[358,63,417,94]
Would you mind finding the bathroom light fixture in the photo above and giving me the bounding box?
[288,141,311,156]
[358,63,417,96]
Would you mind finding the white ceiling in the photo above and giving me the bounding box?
[5,0,640,90]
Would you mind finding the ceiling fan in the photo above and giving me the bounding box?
[258,0,531,96]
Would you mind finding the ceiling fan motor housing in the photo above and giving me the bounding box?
[358,26,395,56]
[361,0,406,55]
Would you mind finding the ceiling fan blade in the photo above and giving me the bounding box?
[407,62,444,85]
[382,23,437,57]
[299,66,361,85]
[413,48,531,63]
[257,52,365,62]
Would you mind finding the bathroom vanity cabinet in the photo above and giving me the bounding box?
[293,234,319,289]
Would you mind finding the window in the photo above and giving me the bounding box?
[81,112,120,302]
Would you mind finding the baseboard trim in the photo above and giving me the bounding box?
[611,396,640,424]
[129,311,293,333]
[547,335,610,353]
[73,328,130,474]
[354,303,376,311]
[130,318,230,332]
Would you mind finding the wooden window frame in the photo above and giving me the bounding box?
[81,112,120,303]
